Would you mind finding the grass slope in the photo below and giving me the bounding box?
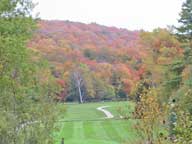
[54,102,138,144]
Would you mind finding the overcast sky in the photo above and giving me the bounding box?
[32,0,184,31]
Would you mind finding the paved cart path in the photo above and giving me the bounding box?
[97,106,114,119]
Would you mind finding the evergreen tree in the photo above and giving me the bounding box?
[177,0,192,41]
[171,0,192,142]
[176,0,192,69]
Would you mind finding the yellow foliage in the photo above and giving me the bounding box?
[134,88,168,144]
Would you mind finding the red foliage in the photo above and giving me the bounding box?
[29,20,149,96]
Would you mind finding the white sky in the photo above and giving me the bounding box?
[32,0,184,31]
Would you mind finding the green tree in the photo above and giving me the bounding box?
[169,0,192,142]
[0,1,59,143]
[177,0,192,42]
[176,0,192,66]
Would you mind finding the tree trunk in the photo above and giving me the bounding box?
[73,71,84,103]
[78,83,83,103]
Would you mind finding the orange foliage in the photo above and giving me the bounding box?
[29,21,182,98]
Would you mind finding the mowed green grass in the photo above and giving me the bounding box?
[54,102,138,144]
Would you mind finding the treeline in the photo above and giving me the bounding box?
[30,25,183,103]
[29,20,144,103]
[29,15,189,105]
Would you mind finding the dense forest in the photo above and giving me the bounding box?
[29,20,142,102]
[29,21,182,103]
[1,0,192,143]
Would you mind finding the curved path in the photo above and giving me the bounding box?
[97,106,114,119]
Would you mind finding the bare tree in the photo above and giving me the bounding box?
[73,71,84,103]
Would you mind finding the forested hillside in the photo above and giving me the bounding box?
[29,20,182,103]
[29,20,142,102]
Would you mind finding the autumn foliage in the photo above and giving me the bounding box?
[29,20,182,102]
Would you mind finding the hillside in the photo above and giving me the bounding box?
[30,20,143,64]
[37,20,139,49]
[29,20,144,101]
[29,20,181,102]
